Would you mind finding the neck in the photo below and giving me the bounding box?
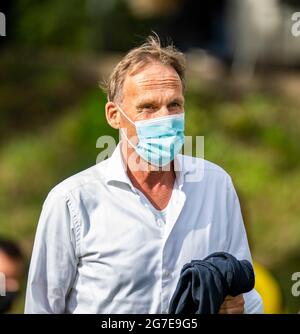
[120,141,176,191]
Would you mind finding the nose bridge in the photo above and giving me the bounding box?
[159,104,170,115]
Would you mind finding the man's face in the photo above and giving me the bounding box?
[0,251,22,293]
[118,61,184,143]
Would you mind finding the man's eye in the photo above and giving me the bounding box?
[169,102,181,108]
[143,105,156,112]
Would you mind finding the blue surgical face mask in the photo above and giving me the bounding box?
[117,105,185,167]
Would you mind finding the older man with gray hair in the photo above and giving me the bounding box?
[25,35,263,314]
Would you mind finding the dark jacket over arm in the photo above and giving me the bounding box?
[169,252,255,314]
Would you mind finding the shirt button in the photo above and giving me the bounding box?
[163,269,171,278]
[156,218,163,228]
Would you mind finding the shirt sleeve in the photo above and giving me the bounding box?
[24,190,80,314]
[225,175,264,314]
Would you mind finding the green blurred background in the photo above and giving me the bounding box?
[0,0,300,313]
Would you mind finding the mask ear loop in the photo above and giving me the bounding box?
[116,104,135,125]
[116,104,138,150]
[116,103,148,123]
[120,127,137,151]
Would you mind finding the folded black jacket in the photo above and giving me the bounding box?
[168,252,255,314]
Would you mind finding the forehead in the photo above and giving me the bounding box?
[123,62,183,101]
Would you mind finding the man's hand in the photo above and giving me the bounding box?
[218,294,245,314]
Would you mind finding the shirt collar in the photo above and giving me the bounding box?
[104,141,134,190]
[104,141,196,190]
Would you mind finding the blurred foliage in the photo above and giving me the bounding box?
[6,0,156,51]
[12,0,92,50]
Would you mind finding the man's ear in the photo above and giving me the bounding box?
[105,102,121,129]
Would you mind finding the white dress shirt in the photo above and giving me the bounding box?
[25,142,263,314]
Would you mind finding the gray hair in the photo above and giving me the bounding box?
[102,34,186,103]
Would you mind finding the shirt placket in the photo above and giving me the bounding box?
[160,188,186,314]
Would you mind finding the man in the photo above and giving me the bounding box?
[0,238,24,313]
[25,35,263,314]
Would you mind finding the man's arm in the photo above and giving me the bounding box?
[25,190,79,314]
[221,175,264,314]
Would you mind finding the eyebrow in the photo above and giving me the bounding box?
[169,97,185,105]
